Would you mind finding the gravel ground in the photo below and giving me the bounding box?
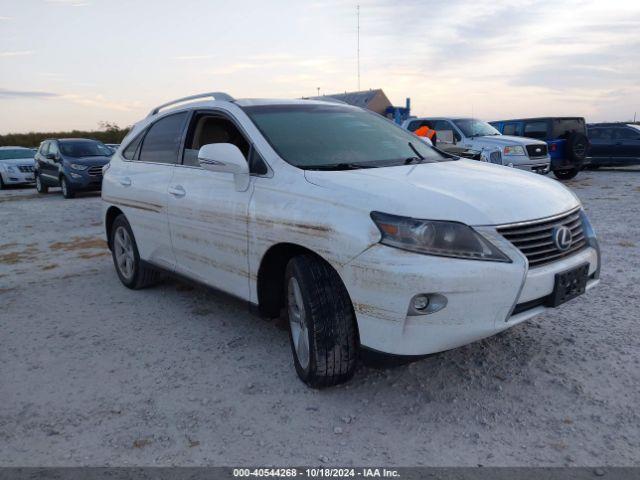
[1,168,639,467]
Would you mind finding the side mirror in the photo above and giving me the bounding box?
[438,130,455,145]
[198,143,250,191]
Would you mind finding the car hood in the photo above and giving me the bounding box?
[304,159,580,226]
[64,155,111,165]
[0,158,35,167]
[472,135,546,146]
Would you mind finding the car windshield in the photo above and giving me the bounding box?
[59,140,112,157]
[242,104,451,169]
[453,119,501,137]
[0,149,35,160]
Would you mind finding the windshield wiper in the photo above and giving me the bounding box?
[405,142,426,164]
[304,162,374,171]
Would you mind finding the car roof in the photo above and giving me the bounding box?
[408,117,474,121]
[492,117,585,123]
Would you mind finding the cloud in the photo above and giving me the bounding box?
[60,94,142,112]
[45,0,90,5]
[173,55,215,61]
[0,51,35,58]
[0,16,12,20]
[0,88,58,99]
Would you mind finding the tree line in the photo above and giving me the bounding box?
[0,122,130,148]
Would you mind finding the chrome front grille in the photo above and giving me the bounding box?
[88,166,103,176]
[526,144,548,158]
[497,208,587,268]
[18,165,34,173]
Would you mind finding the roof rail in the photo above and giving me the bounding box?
[147,92,234,117]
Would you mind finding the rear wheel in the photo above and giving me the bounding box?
[285,254,358,388]
[60,176,75,199]
[553,168,580,180]
[35,175,48,193]
[110,215,160,289]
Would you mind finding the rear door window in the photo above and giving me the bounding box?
[503,123,520,136]
[524,121,548,140]
[139,112,189,164]
[433,120,461,141]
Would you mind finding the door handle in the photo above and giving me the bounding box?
[168,185,186,197]
[119,177,132,187]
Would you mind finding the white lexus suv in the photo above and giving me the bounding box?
[102,93,600,387]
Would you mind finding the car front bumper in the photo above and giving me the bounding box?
[507,155,551,174]
[66,170,103,190]
[1,170,35,185]
[340,226,599,356]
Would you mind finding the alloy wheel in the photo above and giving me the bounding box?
[114,226,135,281]
[288,276,310,369]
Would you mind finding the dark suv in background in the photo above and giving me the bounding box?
[586,123,640,168]
[34,138,112,198]
[490,117,589,180]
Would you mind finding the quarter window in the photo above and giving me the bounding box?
[122,133,144,160]
[139,112,188,164]
[524,122,547,140]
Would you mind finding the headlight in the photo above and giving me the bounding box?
[70,163,88,171]
[503,145,525,156]
[371,212,511,262]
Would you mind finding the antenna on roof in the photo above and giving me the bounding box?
[357,4,361,91]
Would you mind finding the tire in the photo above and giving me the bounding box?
[553,168,580,180]
[60,176,75,199]
[285,254,358,388]
[565,132,589,164]
[35,175,48,193]
[0,175,5,190]
[110,214,161,289]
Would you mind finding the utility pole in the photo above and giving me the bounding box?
[357,4,360,91]
[317,87,321,96]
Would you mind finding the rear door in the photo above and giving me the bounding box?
[167,110,257,299]
[119,111,189,271]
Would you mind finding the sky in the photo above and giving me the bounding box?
[0,0,639,134]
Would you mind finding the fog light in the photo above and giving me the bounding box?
[407,293,448,316]
[69,173,82,179]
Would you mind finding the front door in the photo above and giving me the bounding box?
[168,111,254,299]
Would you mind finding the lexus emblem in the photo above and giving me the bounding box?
[553,226,573,251]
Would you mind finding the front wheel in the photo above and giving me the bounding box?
[285,254,358,388]
[553,168,580,180]
[35,175,48,193]
[60,176,75,198]
[110,215,160,289]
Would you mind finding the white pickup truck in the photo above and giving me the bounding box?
[402,117,551,174]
